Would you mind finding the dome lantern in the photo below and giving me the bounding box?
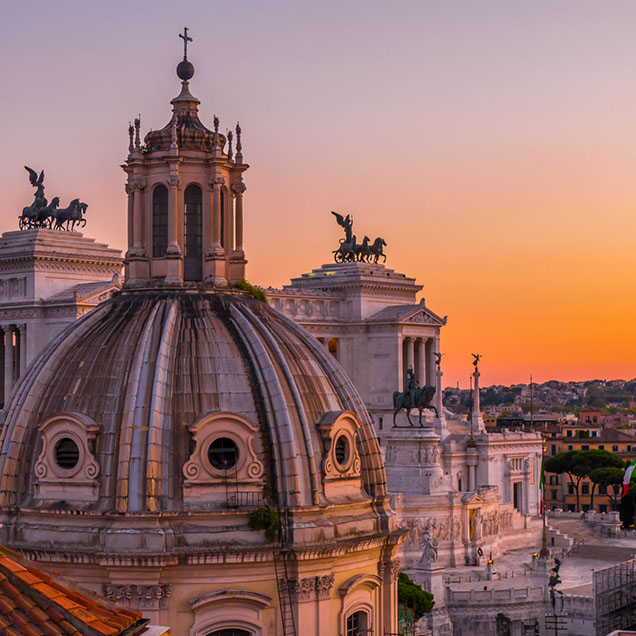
[123,28,248,289]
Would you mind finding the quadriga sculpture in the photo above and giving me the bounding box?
[19,167,88,231]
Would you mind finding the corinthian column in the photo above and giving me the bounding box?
[231,182,246,256]
[210,176,225,252]
[417,338,427,384]
[18,324,26,377]
[132,178,146,253]
[405,337,414,373]
[205,176,228,286]
[125,183,134,252]
[166,174,181,255]
[4,326,14,403]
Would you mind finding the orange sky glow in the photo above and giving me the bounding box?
[2,2,636,388]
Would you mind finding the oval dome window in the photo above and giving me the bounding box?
[334,435,350,468]
[208,437,239,471]
[55,437,80,470]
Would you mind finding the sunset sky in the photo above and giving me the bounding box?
[2,1,636,388]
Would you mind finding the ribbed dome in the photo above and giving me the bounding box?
[0,291,386,514]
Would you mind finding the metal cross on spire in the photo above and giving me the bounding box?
[179,27,193,60]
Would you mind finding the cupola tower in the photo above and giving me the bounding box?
[123,28,247,287]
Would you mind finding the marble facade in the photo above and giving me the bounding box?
[0,228,122,407]
[267,259,545,632]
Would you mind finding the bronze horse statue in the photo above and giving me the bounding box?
[393,384,438,427]
[369,237,387,263]
[34,197,59,228]
[54,199,87,231]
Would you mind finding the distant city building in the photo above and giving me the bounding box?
[543,420,636,513]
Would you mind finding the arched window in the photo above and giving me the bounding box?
[346,611,369,636]
[207,630,251,636]
[184,184,202,281]
[220,187,225,249]
[152,185,168,257]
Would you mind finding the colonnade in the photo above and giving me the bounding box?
[402,336,437,386]
[0,324,26,408]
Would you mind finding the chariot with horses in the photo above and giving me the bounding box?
[19,167,88,231]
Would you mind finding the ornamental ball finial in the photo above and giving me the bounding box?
[176,60,194,81]
[177,27,194,80]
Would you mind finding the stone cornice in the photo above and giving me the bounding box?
[14,530,400,569]
[0,254,122,270]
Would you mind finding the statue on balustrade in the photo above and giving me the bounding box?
[19,167,88,231]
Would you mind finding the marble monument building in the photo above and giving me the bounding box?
[267,223,545,633]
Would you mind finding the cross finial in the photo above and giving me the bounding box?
[179,27,193,60]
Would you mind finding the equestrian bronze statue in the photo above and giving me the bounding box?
[19,166,88,231]
[393,367,438,427]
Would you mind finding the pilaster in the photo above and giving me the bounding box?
[165,173,183,284]
[204,176,228,286]
[3,326,14,405]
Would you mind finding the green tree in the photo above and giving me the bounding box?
[545,451,585,511]
[580,451,623,509]
[589,466,623,511]
[545,450,622,511]
[397,572,434,620]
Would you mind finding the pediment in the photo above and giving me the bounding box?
[77,281,121,305]
[402,307,447,326]
[461,492,484,504]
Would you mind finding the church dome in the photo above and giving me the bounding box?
[0,290,386,517]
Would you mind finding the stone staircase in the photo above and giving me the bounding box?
[546,523,575,556]
[548,518,604,545]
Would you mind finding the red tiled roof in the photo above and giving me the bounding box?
[0,548,148,636]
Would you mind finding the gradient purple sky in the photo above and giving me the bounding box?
[3,1,636,387]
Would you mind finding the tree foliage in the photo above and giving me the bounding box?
[589,466,624,511]
[545,450,623,511]
[397,572,434,620]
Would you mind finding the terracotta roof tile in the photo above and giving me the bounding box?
[56,619,81,635]
[0,581,20,598]
[33,582,65,600]
[27,606,51,623]
[0,559,24,573]
[89,621,120,635]
[0,550,148,636]
[40,623,65,636]
[0,597,14,614]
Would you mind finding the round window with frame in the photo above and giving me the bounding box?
[207,437,239,472]
[54,437,80,470]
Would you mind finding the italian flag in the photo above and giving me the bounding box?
[622,457,636,498]
[539,460,544,517]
